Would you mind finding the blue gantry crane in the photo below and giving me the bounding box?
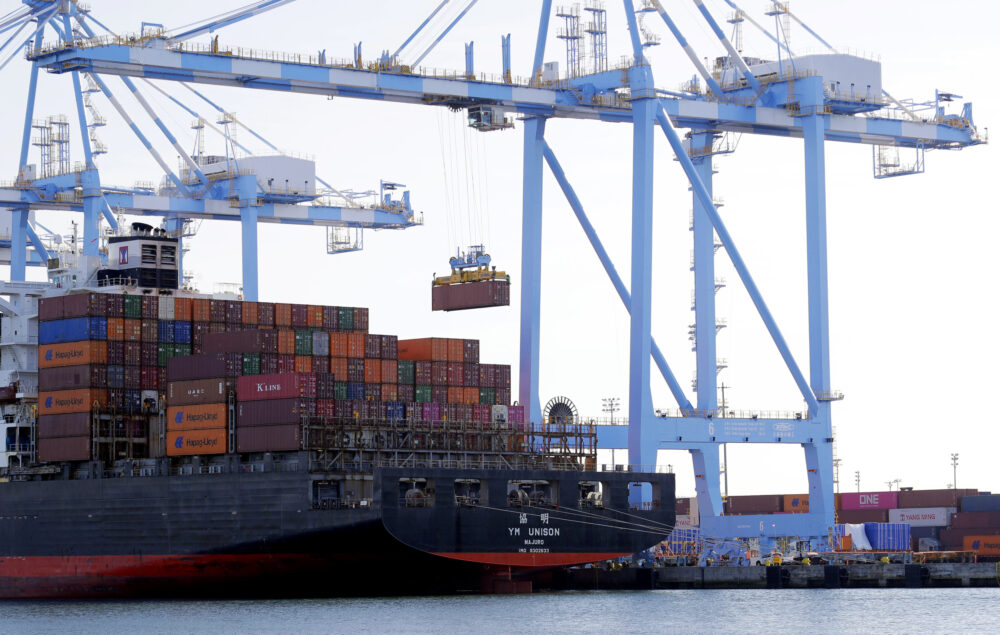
[0,0,421,301]
[17,0,984,550]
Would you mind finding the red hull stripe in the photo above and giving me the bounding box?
[431,552,627,567]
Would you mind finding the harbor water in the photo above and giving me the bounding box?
[2,588,998,633]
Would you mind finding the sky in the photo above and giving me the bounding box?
[0,0,996,499]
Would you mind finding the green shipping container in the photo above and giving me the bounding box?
[124,295,142,318]
[479,387,495,405]
[174,343,192,357]
[397,360,415,385]
[415,385,432,403]
[242,353,261,376]
[158,343,175,367]
[294,330,312,355]
[334,381,348,400]
[337,307,353,330]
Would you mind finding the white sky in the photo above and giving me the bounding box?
[1,1,996,499]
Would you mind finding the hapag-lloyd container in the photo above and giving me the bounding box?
[37,341,109,369]
[963,535,1000,555]
[167,378,227,406]
[888,507,956,527]
[38,389,107,415]
[783,494,809,513]
[166,403,227,431]
[236,373,316,401]
[840,491,898,511]
[167,428,227,456]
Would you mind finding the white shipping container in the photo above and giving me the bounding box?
[158,296,175,320]
[675,514,697,528]
[888,507,956,527]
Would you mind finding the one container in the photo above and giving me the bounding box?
[237,398,304,427]
[38,365,107,391]
[38,389,107,415]
[236,424,301,453]
[37,436,90,462]
[38,341,108,368]
[840,491,898,511]
[167,378,227,406]
[888,507,956,528]
[236,373,316,401]
[166,403,228,431]
[963,536,1000,555]
[166,428,227,456]
[37,412,91,438]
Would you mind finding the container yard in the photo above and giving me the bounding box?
[0,0,990,600]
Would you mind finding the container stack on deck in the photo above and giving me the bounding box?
[34,292,521,463]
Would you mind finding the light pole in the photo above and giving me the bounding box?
[951,453,959,490]
[602,397,621,467]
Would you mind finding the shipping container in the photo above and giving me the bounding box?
[508,406,525,424]
[225,300,242,324]
[39,317,107,344]
[107,365,124,388]
[167,378,227,406]
[347,332,365,358]
[463,339,479,364]
[415,385,432,403]
[950,512,1000,529]
[446,339,464,362]
[897,488,976,509]
[167,403,227,431]
[397,360,415,385]
[381,384,398,402]
[174,297,192,321]
[174,321,192,344]
[237,398,304,427]
[38,389,107,415]
[167,428,227,456]
[236,424,301,453]
[141,366,159,391]
[166,354,227,382]
[363,359,381,384]
[140,319,158,342]
[381,335,398,360]
[158,320,175,343]
[191,298,210,322]
[158,296,175,321]
[141,295,158,319]
[290,304,308,328]
[463,363,479,387]
[446,386,462,405]
[837,509,889,524]
[347,358,365,383]
[106,317,124,341]
[963,535,1000,555]
[888,507,955,527]
[462,387,479,405]
[209,299,226,323]
[37,436,90,462]
[322,306,338,330]
[140,342,157,366]
[353,307,369,332]
[431,386,448,404]
[432,279,510,311]
[478,387,495,405]
[203,330,278,354]
[725,495,784,515]
[106,293,124,318]
[37,412,91,438]
[422,402,441,421]
[312,332,329,357]
[125,342,142,366]
[257,302,275,326]
[274,303,291,326]
[38,365,106,391]
[446,362,463,387]
[961,495,1000,513]
[430,361,448,386]
[863,523,911,551]
[124,294,143,318]
[380,359,398,384]
[398,338,449,362]
[294,330,312,355]
[38,340,107,369]
[940,527,1000,549]
[495,388,511,406]
[241,301,258,325]
[330,332,347,358]
[783,494,809,513]
[236,373,316,401]
[365,334,382,359]
[294,355,312,373]
[840,491,898,511]
[157,343,176,367]
[38,295,64,321]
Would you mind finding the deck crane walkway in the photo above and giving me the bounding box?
[24,0,984,551]
[1,0,421,301]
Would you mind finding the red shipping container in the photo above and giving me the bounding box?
[277,354,295,374]
[38,296,65,321]
[38,365,107,391]
[330,357,349,381]
[432,279,510,311]
[123,319,141,342]
[276,330,294,354]
[237,398,304,426]
[398,384,415,402]
[237,423,302,452]
[37,436,90,462]
[37,412,91,438]
[192,298,210,322]
[141,295,158,319]
[237,373,316,401]
[940,527,1000,548]
[726,495,784,514]
[307,305,323,328]
[347,332,365,358]
[364,359,381,384]
[242,301,258,325]
[364,383,381,401]
[322,306,338,330]
[950,512,1000,529]
[141,366,159,390]
[445,362,463,387]
[836,509,889,524]
[260,354,279,374]
[317,398,336,419]
[294,356,312,373]
[257,302,275,326]
[290,304,308,327]
[432,386,448,404]
[381,384,398,402]
[203,330,278,354]
[353,307,369,332]
[159,367,168,389]
[463,363,479,387]
[174,297,192,321]
[897,489,977,509]
[473,404,492,422]
[381,359,398,384]
[398,338,449,362]
[508,406,525,424]
[495,365,511,388]
[107,318,124,341]
[840,491,898,511]
[431,362,448,385]
[166,354,227,381]
[415,361,432,385]
[447,387,463,404]
[381,335,398,360]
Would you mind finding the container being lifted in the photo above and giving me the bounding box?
[431,246,510,311]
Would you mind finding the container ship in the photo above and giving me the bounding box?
[0,224,675,598]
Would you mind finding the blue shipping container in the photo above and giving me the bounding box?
[961,494,1000,513]
[663,528,702,556]
[863,522,910,551]
[107,365,125,389]
[347,382,365,400]
[158,320,175,343]
[39,317,107,344]
[385,401,404,421]
[174,321,192,344]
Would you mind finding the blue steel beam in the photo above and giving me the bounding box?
[166,0,298,44]
[691,130,717,412]
[531,0,553,80]
[691,0,762,95]
[648,0,722,97]
[411,0,480,68]
[394,0,451,58]
[541,141,693,412]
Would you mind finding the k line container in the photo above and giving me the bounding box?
[38,341,107,368]
[236,373,316,401]
[167,378,227,406]
[888,507,956,527]
[236,424,301,453]
[167,428,227,456]
[166,403,228,431]
[37,436,90,462]
[840,491,898,511]
[38,389,107,415]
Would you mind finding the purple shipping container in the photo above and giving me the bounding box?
[106,294,124,318]
[141,295,158,319]
[353,307,369,332]
[415,361,432,385]
[166,354,227,381]
[478,364,496,388]
[863,523,911,551]
[315,373,336,399]
[463,339,479,364]
[322,306,338,330]
[365,334,381,359]
[431,362,448,386]
[496,365,511,389]
[422,402,441,421]
[398,383,415,402]
[107,341,125,365]
[37,412,91,438]
[447,362,463,387]
[347,358,365,383]
[141,342,158,367]
[124,342,141,366]
[431,386,448,404]
[463,363,479,387]
[495,388,511,405]
[841,491,898,511]
[236,424,301,453]
[381,335,398,360]
[38,365,107,391]
[37,436,90,462]
[290,304,308,327]
[225,300,242,324]
[364,383,381,401]
[237,398,304,427]
[203,330,278,354]
[508,405,525,424]
[431,280,510,311]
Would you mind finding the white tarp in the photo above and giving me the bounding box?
[845,523,872,551]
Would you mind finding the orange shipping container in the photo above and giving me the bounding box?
[242,301,258,324]
[347,332,365,358]
[381,383,398,402]
[381,359,398,384]
[331,332,348,357]
[447,386,463,404]
[123,318,141,342]
[38,341,107,368]
[783,494,810,513]
[463,387,479,405]
[330,357,349,381]
[294,355,312,373]
[275,303,292,326]
[167,428,227,456]
[167,403,227,431]
[364,359,381,384]
[964,535,1000,555]
[38,389,107,415]
[277,329,296,355]
[307,305,323,327]
[398,338,448,362]
[447,339,464,362]
[836,536,852,552]
[192,298,210,322]
[107,318,124,341]
[174,297,193,321]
